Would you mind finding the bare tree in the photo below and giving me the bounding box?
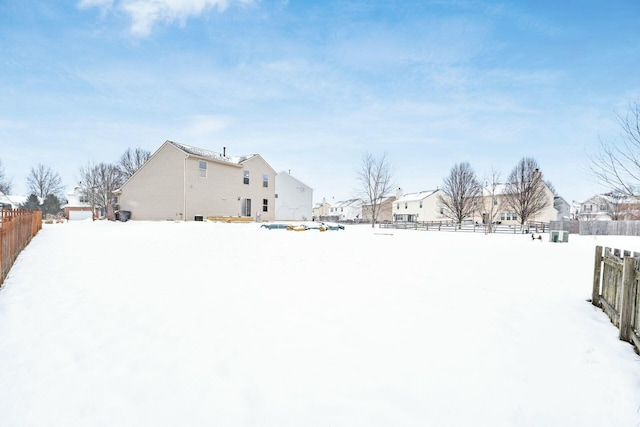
[119,147,151,179]
[0,159,12,194]
[437,162,481,228]
[78,162,125,218]
[503,157,549,228]
[602,191,627,220]
[356,152,394,228]
[26,164,64,198]
[588,100,640,197]
[545,180,558,196]
[481,168,502,233]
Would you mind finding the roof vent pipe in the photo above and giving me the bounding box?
[223,147,226,157]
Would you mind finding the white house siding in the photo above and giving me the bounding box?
[275,172,313,221]
[393,190,446,222]
[328,199,362,221]
[117,141,276,221]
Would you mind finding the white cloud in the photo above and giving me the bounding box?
[79,0,257,36]
[78,0,114,8]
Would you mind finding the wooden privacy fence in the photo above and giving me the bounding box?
[591,245,640,351]
[0,209,42,287]
[551,220,640,236]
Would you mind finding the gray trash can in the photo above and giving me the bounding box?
[120,210,131,222]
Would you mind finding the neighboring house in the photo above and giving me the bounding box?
[473,178,558,225]
[275,171,313,221]
[577,195,614,221]
[361,196,396,223]
[328,199,363,222]
[116,141,276,221]
[554,196,571,221]
[312,198,331,221]
[62,187,95,220]
[0,192,27,210]
[393,189,446,222]
[576,193,640,221]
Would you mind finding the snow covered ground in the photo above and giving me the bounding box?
[1,220,640,426]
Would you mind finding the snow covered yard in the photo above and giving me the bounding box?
[1,220,640,427]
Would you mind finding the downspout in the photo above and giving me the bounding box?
[184,154,188,221]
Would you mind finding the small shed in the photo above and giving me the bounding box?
[549,230,569,243]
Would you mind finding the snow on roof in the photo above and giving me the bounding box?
[330,198,362,208]
[396,190,439,203]
[0,192,28,208]
[169,141,255,165]
[482,184,508,197]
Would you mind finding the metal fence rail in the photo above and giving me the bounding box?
[0,209,42,287]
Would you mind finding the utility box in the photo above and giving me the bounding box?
[194,215,204,221]
[549,230,568,243]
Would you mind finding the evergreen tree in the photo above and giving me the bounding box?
[21,194,41,211]
[41,194,62,216]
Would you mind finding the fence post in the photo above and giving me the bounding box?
[592,245,603,307]
[619,256,637,342]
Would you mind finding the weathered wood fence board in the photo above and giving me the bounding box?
[552,220,640,236]
[592,245,640,351]
[0,209,42,287]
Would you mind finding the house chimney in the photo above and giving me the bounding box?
[533,168,541,181]
[396,187,403,199]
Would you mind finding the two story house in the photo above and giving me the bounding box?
[116,141,276,221]
[577,193,640,221]
[328,199,363,222]
[393,189,446,222]
[275,171,313,221]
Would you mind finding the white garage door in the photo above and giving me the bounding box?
[69,210,93,221]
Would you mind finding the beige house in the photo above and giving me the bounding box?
[361,196,396,223]
[474,181,558,226]
[393,189,447,222]
[312,198,331,221]
[116,141,276,221]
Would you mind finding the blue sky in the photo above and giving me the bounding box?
[1,0,639,204]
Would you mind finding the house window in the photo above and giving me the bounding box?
[584,204,592,212]
[419,201,423,208]
[440,207,444,214]
[405,202,407,209]
[199,160,207,178]
[397,203,400,209]
[263,174,268,188]
[493,197,498,206]
[599,204,607,211]
[243,170,250,185]
[500,213,505,221]
[263,199,268,212]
